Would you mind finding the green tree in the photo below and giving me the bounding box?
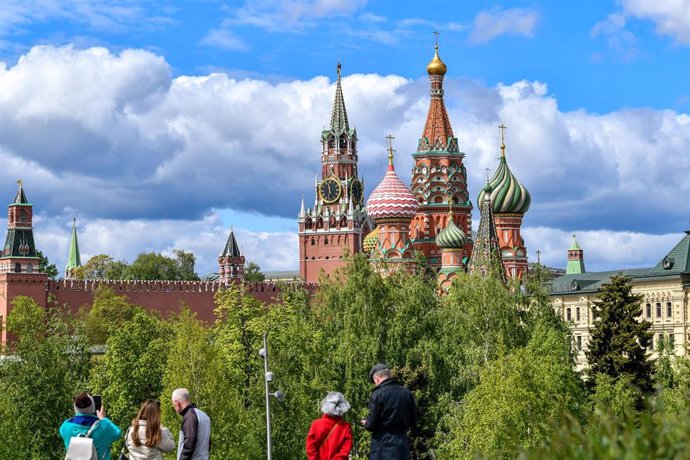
[74,254,129,279]
[586,274,653,403]
[173,249,200,281]
[125,251,199,281]
[91,310,171,431]
[0,296,90,460]
[82,286,143,344]
[439,322,584,459]
[244,261,265,282]
[37,250,58,279]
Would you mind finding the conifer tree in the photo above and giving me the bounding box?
[586,274,653,398]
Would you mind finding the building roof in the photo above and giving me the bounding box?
[366,150,418,221]
[550,230,690,295]
[436,213,466,249]
[220,229,242,258]
[13,180,28,205]
[322,62,355,140]
[468,183,505,281]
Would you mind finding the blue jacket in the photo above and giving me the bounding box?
[60,415,122,460]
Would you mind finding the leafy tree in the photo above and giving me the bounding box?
[37,250,58,279]
[586,274,653,404]
[244,261,265,282]
[82,286,143,344]
[0,296,90,460]
[73,254,129,279]
[91,310,171,432]
[439,322,584,459]
[173,249,200,281]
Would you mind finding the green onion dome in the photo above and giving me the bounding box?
[363,228,379,254]
[477,151,530,214]
[436,218,466,249]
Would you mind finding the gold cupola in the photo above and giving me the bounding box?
[426,44,447,76]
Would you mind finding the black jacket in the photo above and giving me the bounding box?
[364,379,417,459]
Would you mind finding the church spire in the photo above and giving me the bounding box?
[65,218,81,278]
[418,37,457,153]
[468,183,506,281]
[566,234,586,274]
[330,61,349,134]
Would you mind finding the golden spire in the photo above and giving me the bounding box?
[499,124,507,158]
[427,30,447,76]
[386,134,395,167]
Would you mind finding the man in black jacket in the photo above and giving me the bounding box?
[360,363,417,459]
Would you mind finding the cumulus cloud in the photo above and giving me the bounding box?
[467,7,540,45]
[0,45,687,275]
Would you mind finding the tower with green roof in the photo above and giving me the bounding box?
[65,218,81,279]
[218,228,245,284]
[566,234,586,275]
[0,180,41,274]
[436,204,467,291]
[469,183,506,282]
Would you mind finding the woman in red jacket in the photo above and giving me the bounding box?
[306,391,353,460]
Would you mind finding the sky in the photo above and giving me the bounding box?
[0,0,688,276]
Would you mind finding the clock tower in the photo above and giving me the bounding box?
[298,63,370,283]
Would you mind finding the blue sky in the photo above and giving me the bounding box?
[0,0,688,275]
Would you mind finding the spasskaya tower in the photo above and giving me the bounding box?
[298,63,370,282]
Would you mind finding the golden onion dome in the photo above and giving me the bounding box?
[426,45,447,76]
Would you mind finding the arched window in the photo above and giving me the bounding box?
[19,209,27,223]
[26,264,33,273]
[14,263,21,273]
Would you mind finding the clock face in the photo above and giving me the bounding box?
[319,177,341,203]
[350,178,363,204]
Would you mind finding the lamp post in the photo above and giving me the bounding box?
[259,332,284,460]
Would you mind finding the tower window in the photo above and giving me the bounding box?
[324,237,329,245]
[14,263,21,273]
[19,209,26,223]
[26,264,33,273]
[311,238,315,246]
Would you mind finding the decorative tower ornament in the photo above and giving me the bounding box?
[366,135,418,273]
[218,228,245,284]
[566,234,586,275]
[477,125,531,280]
[65,217,81,279]
[436,200,467,292]
[298,62,370,282]
[468,182,506,282]
[410,33,473,268]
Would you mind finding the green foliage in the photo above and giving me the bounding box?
[36,250,58,279]
[91,310,172,431]
[0,296,90,460]
[586,275,654,405]
[82,286,143,344]
[244,261,266,282]
[74,254,128,279]
[438,322,584,459]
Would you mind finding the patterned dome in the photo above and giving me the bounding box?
[362,228,380,253]
[366,158,418,221]
[436,218,466,249]
[477,151,531,214]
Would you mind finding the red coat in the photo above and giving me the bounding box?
[306,414,352,460]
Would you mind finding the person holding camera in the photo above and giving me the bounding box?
[171,388,211,460]
[60,392,122,460]
[124,399,175,460]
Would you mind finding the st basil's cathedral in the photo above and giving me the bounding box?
[298,42,531,286]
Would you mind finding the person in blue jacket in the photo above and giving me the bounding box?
[60,393,122,460]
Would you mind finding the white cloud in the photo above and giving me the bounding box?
[468,7,540,45]
[227,0,367,31]
[200,29,249,51]
[622,0,690,45]
[0,45,687,276]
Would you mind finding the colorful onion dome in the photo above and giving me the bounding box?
[362,228,380,253]
[427,45,447,76]
[366,152,418,221]
[477,145,531,214]
[436,218,466,249]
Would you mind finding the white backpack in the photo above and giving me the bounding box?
[65,420,100,460]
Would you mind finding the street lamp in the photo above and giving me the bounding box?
[259,332,284,460]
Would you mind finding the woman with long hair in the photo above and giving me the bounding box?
[124,399,175,460]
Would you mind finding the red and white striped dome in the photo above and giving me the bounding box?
[366,160,418,221]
